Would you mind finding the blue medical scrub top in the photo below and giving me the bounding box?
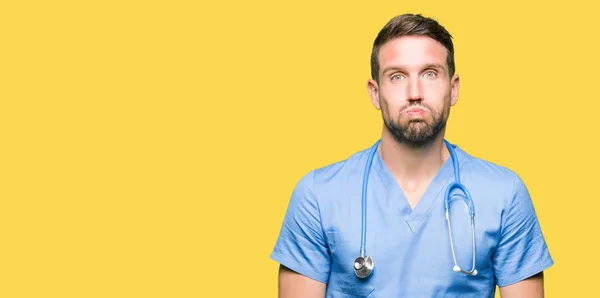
[270,140,553,297]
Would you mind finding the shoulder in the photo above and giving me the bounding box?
[314,147,371,179]
[291,145,373,198]
[454,144,531,209]
[456,144,523,187]
[453,145,538,235]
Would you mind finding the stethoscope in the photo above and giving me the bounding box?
[353,139,478,278]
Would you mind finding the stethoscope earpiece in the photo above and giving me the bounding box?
[453,265,478,276]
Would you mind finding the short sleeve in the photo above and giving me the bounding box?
[270,171,331,283]
[493,174,554,287]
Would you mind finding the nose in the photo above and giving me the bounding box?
[406,77,423,102]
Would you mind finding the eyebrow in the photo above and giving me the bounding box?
[382,63,446,75]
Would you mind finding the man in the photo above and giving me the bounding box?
[270,13,553,297]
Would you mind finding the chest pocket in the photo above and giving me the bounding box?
[326,231,376,297]
[338,280,374,297]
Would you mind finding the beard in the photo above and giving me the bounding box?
[383,103,449,148]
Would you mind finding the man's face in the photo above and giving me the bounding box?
[367,35,459,147]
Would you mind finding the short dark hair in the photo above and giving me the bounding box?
[370,14,455,82]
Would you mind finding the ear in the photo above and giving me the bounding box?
[450,73,460,106]
[367,79,381,110]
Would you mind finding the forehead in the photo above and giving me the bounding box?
[378,36,448,69]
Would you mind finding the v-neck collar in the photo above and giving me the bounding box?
[370,141,467,234]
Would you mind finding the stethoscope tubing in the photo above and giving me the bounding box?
[357,139,477,278]
[360,139,381,257]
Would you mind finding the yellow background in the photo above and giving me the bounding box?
[1,0,597,297]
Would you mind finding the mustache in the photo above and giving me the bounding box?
[401,103,433,113]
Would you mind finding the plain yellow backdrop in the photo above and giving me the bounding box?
[1,0,598,297]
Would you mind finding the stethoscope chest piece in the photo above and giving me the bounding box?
[354,256,374,278]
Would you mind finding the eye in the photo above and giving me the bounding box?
[423,71,437,78]
[391,74,405,81]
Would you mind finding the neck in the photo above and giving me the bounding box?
[378,127,450,182]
